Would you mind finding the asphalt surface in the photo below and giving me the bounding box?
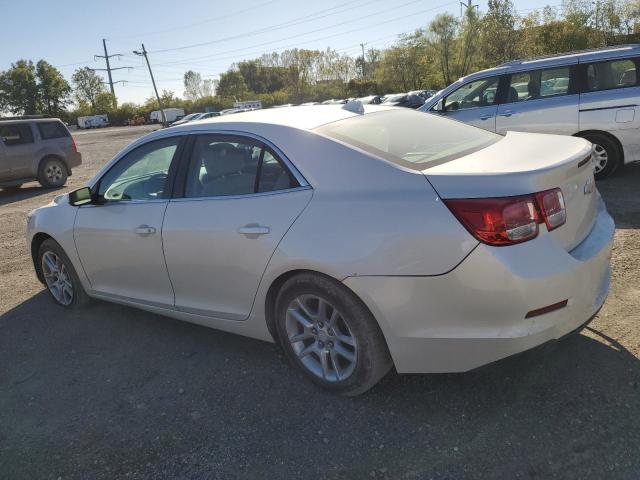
[1,125,639,479]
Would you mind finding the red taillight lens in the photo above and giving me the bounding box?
[535,188,566,231]
[444,188,566,246]
[71,136,78,153]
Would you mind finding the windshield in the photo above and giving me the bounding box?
[315,109,500,169]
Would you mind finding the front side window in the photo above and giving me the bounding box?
[0,123,34,146]
[443,77,500,111]
[38,121,70,140]
[506,66,571,103]
[184,135,298,198]
[98,136,181,201]
[316,109,500,169]
[585,58,638,91]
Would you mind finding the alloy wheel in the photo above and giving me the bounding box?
[45,163,64,185]
[593,144,608,174]
[285,294,357,382]
[41,251,73,306]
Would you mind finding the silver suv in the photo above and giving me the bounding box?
[419,44,640,179]
[0,118,81,189]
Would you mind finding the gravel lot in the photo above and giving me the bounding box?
[1,126,639,479]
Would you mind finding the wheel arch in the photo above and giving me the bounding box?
[263,269,387,349]
[573,130,624,163]
[39,153,71,175]
[31,232,54,284]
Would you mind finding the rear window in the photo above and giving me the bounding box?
[315,109,500,169]
[585,58,638,91]
[38,121,70,140]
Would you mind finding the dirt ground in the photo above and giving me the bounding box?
[0,126,639,479]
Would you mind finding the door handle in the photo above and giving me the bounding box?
[238,224,270,237]
[499,110,513,117]
[479,114,492,120]
[134,225,156,236]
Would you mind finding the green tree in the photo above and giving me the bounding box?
[0,59,40,115]
[93,92,117,113]
[216,70,248,98]
[479,0,519,67]
[72,67,105,108]
[36,60,71,116]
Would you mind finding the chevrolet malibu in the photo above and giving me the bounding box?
[27,104,614,396]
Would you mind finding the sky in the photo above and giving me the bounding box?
[0,0,553,105]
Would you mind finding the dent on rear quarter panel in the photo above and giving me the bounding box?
[263,128,478,277]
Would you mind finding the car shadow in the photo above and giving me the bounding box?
[0,184,63,206]
[598,163,640,229]
[1,292,639,478]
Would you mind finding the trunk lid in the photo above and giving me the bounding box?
[424,131,598,251]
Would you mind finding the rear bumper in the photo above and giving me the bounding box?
[67,151,82,171]
[344,197,614,373]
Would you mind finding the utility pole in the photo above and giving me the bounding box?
[133,44,167,127]
[360,42,367,78]
[92,39,131,100]
[460,0,478,17]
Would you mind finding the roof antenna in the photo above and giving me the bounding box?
[342,100,364,114]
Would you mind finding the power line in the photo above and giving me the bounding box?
[150,0,458,68]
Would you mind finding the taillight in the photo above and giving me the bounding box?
[71,136,78,153]
[444,188,566,246]
[535,188,566,231]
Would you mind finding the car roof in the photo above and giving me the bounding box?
[173,104,396,131]
[0,117,63,124]
[459,44,640,82]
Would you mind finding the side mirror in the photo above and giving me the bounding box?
[69,187,94,206]
[433,98,445,112]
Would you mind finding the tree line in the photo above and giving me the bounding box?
[1,0,638,124]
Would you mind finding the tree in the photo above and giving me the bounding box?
[93,92,117,113]
[72,67,105,108]
[36,60,71,116]
[0,59,40,115]
[429,14,459,85]
[216,70,248,98]
[183,70,215,100]
[479,0,519,67]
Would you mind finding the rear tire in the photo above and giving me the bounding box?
[38,157,68,188]
[275,272,393,396]
[582,133,621,180]
[38,239,91,308]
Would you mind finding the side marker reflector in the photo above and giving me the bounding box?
[525,299,569,319]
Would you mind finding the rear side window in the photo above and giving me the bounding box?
[0,123,34,146]
[315,109,500,169]
[184,135,298,198]
[38,121,70,140]
[506,66,571,103]
[585,58,638,92]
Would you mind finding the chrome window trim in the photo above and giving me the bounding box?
[169,185,312,203]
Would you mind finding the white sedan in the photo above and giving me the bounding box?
[27,104,614,395]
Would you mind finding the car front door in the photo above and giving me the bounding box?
[433,76,502,132]
[0,123,36,180]
[496,65,579,136]
[74,135,185,306]
[161,133,312,320]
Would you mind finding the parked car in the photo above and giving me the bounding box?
[196,112,220,120]
[356,95,383,104]
[408,89,437,99]
[0,118,81,190]
[419,44,640,179]
[382,93,425,108]
[170,113,203,126]
[27,105,613,395]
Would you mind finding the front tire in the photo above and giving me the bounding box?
[38,157,68,188]
[582,133,621,180]
[38,239,90,308]
[275,273,392,396]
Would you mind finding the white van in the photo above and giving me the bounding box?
[150,108,185,124]
[77,115,109,129]
[420,44,640,179]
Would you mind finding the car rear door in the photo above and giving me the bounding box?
[161,133,312,320]
[496,64,579,136]
[74,135,185,306]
